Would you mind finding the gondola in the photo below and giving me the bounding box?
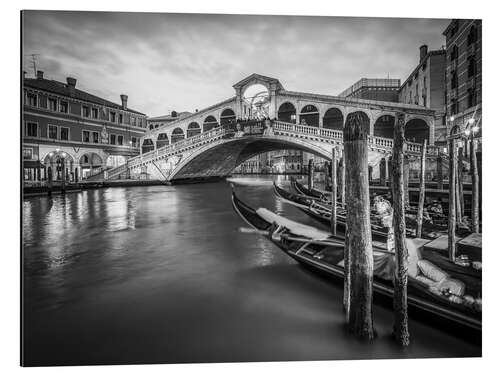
[288,180,449,239]
[274,182,404,240]
[231,190,481,341]
[293,178,449,227]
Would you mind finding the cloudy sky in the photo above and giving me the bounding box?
[22,11,449,117]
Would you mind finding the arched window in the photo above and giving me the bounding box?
[277,102,296,123]
[220,109,236,126]
[322,108,343,130]
[156,133,169,149]
[203,115,218,132]
[299,105,319,127]
[171,127,185,144]
[187,122,201,138]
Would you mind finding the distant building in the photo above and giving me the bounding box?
[233,150,304,174]
[147,111,192,130]
[271,150,303,174]
[398,45,447,143]
[23,71,147,183]
[338,78,401,102]
[442,19,482,141]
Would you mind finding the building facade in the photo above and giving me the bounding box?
[338,78,401,103]
[398,45,447,143]
[442,19,482,138]
[23,71,147,183]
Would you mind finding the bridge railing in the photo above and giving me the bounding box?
[107,119,440,179]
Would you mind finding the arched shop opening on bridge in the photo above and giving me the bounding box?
[322,108,344,130]
[405,118,430,144]
[79,152,103,179]
[299,105,319,127]
[203,116,219,132]
[142,138,154,153]
[156,133,170,148]
[43,151,76,182]
[220,109,236,126]
[277,102,296,123]
[374,115,395,138]
[187,122,201,138]
[171,127,185,143]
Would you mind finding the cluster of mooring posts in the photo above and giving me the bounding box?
[305,111,482,345]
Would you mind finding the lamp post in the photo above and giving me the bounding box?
[464,118,480,233]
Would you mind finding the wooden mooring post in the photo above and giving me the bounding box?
[470,138,480,232]
[343,112,374,340]
[416,139,427,238]
[448,134,457,262]
[331,148,337,236]
[436,153,443,190]
[392,112,410,346]
[339,157,346,207]
[308,159,314,191]
[403,156,410,208]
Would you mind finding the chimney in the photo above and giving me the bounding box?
[120,94,128,110]
[36,70,44,80]
[171,110,177,118]
[66,77,77,97]
[419,45,428,63]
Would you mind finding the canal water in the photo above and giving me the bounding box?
[22,176,480,366]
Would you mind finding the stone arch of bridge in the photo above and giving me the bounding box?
[168,135,335,181]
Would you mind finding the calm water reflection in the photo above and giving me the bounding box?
[22,176,480,366]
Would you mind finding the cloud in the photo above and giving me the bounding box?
[22,11,449,117]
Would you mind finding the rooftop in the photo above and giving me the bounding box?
[338,78,401,97]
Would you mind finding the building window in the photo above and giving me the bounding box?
[117,135,123,145]
[131,117,136,126]
[48,125,58,139]
[149,124,154,130]
[467,88,477,108]
[60,127,69,141]
[468,56,477,78]
[23,148,33,160]
[131,137,138,147]
[91,108,99,119]
[110,111,116,122]
[59,101,68,113]
[467,25,478,45]
[109,134,115,145]
[119,113,123,123]
[82,106,90,118]
[25,122,38,137]
[450,99,459,115]
[450,45,459,61]
[48,98,57,111]
[83,130,90,143]
[450,70,458,89]
[27,92,38,107]
[92,131,99,143]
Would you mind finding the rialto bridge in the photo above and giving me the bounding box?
[104,74,440,182]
